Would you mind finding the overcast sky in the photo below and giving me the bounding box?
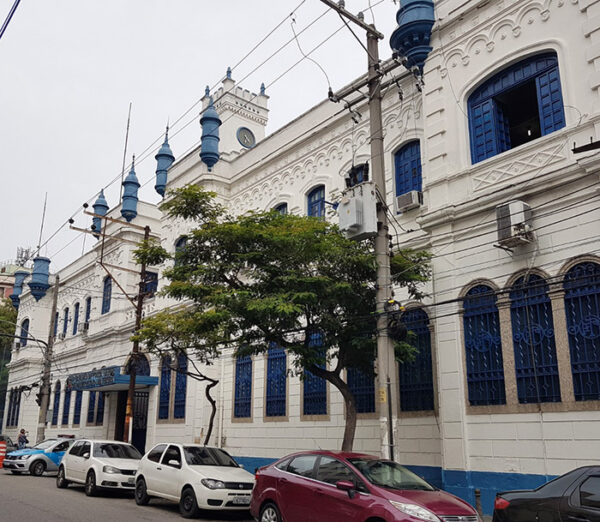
[0,0,400,270]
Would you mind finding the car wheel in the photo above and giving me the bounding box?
[56,466,70,488]
[29,460,46,477]
[85,470,98,497]
[260,502,282,522]
[135,478,150,505]
[179,487,200,519]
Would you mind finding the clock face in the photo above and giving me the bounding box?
[237,127,256,148]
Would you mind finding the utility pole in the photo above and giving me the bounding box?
[123,225,150,443]
[319,0,397,459]
[37,274,59,444]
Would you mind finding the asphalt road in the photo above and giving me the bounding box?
[0,469,254,522]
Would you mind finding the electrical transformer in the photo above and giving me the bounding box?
[338,181,378,240]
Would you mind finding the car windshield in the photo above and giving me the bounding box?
[93,443,142,460]
[33,439,58,450]
[349,459,435,491]
[183,446,239,467]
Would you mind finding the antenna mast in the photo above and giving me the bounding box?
[119,102,133,201]
[36,192,48,256]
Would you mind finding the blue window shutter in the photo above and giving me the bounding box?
[102,277,111,314]
[96,392,104,425]
[72,303,80,335]
[144,272,159,297]
[54,312,59,337]
[395,141,422,196]
[7,390,14,426]
[399,308,435,411]
[307,186,325,218]
[510,275,560,403]
[20,319,29,347]
[303,332,327,416]
[564,262,600,401]
[87,391,96,424]
[536,67,566,135]
[73,391,83,425]
[469,100,498,163]
[347,366,375,413]
[274,203,288,215]
[266,346,287,417]
[85,297,92,323]
[495,102,511,154]
[62,389,71,425]
[174,353,187,419]
[52,381,61,426]
[62,307,69,336]
[463,285,506,405]
[159,356,171,419]
[14,391,21,427]
[234,355,252,418]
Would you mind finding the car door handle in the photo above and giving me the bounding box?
[156,466,162,471]
[280,477,288,483]
[315,487,324,495]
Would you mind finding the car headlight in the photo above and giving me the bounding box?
[201,478,226,489]
[389,501,441,522]
[103,465,121,474]
[18,455,31,460]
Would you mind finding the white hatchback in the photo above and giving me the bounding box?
[56,439,142,496]
[134,444,255,518]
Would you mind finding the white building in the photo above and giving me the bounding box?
[4,0,600,514]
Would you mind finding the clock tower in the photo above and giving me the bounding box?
[202,67,269,156]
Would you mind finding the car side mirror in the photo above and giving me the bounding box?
[82,452,90,459]
[336,480,357,499]
[168,459,181,468]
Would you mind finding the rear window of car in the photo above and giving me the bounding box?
[288,455,318,478]
[93,443,141,460]
[147,444,166,463]
[183,446,238,467]
[275,458,291,471]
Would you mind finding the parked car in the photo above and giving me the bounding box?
[56,439,142,496]
[134,444,255,518]
[493,466,600,522]
[251,450,480,522]
[0,434,17,454]
[3,438,74,476]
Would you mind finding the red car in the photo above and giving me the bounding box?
[250,450,480,522]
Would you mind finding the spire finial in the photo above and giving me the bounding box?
[260,82,266,96]
[165,122,169,142]
[226,66,232,80]
[205,85,210,97]
[131,153,136,168]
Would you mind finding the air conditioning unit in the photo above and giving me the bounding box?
[83,322,89,333]
[396,190,423,213]
[58,332,65,340]
[496,200,533,247]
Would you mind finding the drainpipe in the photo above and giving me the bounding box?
[217,356,225,447]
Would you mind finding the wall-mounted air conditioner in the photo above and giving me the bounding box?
[396,190,423,213]
[496,200,533,248]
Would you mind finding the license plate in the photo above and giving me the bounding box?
[232,496,250,505]
[127,477,135,484]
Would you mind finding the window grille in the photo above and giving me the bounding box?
[234,355,252,418]
[307,186,325,218]
[266,346,287,417]
[564,262,600,401]
[510,274,561,403]
[395,141,422,196]
[463,285,506,405]
[399,308,434,411]
[348,366,375,413]
[303,332,327,416]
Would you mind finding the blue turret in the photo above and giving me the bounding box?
[121,155,140,222]
[28,257,50,301]
[154,128,175,197]
[200,95,222,171]
[390,0,435,75]
[92,189,109,238]
[9,270,29,309]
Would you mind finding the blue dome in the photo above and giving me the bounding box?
[92,189,109,238]
[121,157,140,222]
[28,257,50,301]
[200,97,222,171]
[9,270,29,309]
[390,0,435,74]
[155,129,175,197]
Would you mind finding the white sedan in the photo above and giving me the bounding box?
[56,439,142,496]
[134,444,255,518]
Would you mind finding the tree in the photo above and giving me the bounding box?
[135,185,430,451]
[0,298,18,429]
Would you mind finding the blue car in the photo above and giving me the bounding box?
[3,438,74,476]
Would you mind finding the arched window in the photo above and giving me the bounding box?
[307,186,325,218]
[96,392,105,425]
[564,262,600,401]
[468,52,565,164]
[234,355,252,418]
[266,346,287,417]
[62,387,71,426]
[84,296,92,324]
[62,307,69,337]
[72,302,80,335]
[144,271,159,298]
[463,285,506,406]
[53,312,59,337]
[19,318,29,347]
[348,366,375,413]
[395,141,422,196]
[274,203,288,215]
[158,355,172,420]
[101,277,112,314]
[87,391,96,424]
[174,236,188,266]
[303,332,327,416]
[399,308,434,411]
[6,388,21,427]
[73,390,83,425]
[510,274,560,403]
[51,381,61,426]
[174,353,187,419]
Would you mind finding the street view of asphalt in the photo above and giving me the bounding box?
[0,470,253,522]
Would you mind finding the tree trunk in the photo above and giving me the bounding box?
[203,380,218,446]
[309,365,358,451]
